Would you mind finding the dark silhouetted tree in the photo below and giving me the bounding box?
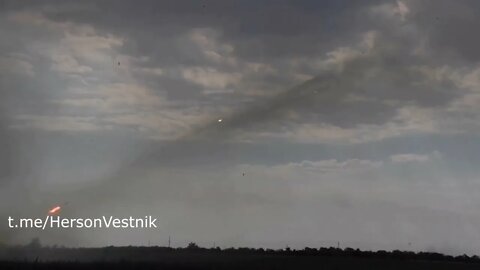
[187,242,199,249]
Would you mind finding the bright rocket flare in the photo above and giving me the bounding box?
[48,206,61,215]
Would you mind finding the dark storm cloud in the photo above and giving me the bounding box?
[18,0,377,75]
[406,0,480,62]
[30,0,477,66]
[4,0,480,66]
[3,0,480,253]
[11,0,461,132]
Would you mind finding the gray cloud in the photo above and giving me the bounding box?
[2,0,480,255]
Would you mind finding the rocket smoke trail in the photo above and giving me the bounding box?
[53,73,338,207]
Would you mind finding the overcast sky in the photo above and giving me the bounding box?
[2,0,480,255]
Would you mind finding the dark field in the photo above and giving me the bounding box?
[2,246,480,269]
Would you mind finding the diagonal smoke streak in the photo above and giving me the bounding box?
[58,74,338,207]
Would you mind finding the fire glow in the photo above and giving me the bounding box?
[48,206,61,215]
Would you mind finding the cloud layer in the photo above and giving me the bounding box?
[2,0,480,255]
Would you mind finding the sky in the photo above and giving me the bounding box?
[2,0,480,255]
